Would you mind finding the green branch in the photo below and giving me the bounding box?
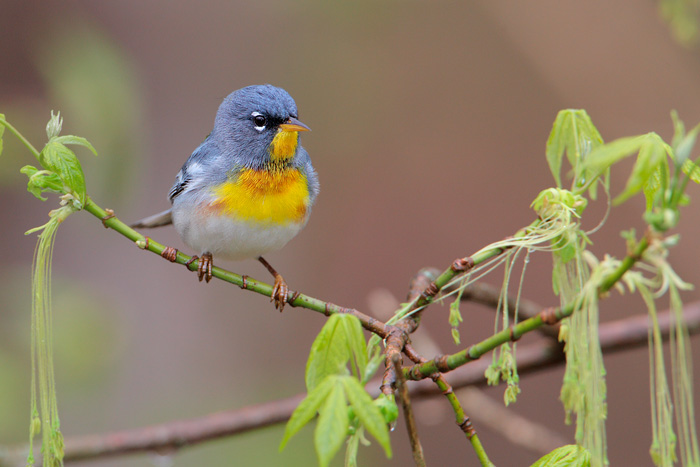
[0,118,41,159]
[82,198,389,338]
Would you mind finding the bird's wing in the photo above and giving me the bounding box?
[130,208,173,228]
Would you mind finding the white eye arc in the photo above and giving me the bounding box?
[251,111,267,131]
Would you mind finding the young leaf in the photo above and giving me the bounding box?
[342,377,392,458]
[338,314,368,381]
[614,135,669,205]
[546,110,572,187]
[20,165,64,201]
[280,375,336,451]
[449,298,463,344]
[671,114,700,165]
[0,114,5,157]
[373,393,399,425]
[305,315,349,391]
[315,380,349,467]
[545,110,603,192]
[682,159,700,184]
[670,110,685,150]
[530,444,591,467]
[362,336,384,384]
[642,164,667,212]
[46,111,63,139]
[39,141,87,207]
[53,135,98,156]
[583,135,645,176]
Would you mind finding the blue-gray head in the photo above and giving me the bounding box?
[212,84,310,168]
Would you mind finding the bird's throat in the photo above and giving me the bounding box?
[269,129,299,161]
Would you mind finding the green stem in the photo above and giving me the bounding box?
[597,233,649,294]
[469,434,495,467]
[0,118,41,159]
[432,376,493,466]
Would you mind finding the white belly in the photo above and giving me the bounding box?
[172,203,306,261]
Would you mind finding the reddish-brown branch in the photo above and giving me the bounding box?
[380,268,439,394]
[392,353,426,466]
[3,302,695,465]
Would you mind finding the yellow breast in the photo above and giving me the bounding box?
[211,168,309,225]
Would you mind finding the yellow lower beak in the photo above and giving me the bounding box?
[279,117,311,132]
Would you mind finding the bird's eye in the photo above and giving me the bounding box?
[252,112,267,130]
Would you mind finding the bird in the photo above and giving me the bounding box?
[131,84,319,311]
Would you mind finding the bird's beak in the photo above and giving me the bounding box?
[279,117,311,132]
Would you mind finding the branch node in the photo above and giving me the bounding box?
[450,257,475,273]
[421,282,440,301]
[136,236,150,250]
[101,208,115,228]
[288,290,301,306]
[435,354,451,373]
[441,384,454,396]
[509,326,521,342]
[185,255,198,271]
[160,246,178,263]
[324,302,331,317]
[466,345,481,361]
[458,416,476,438]
[240,275,249,290]
[540,307,560,325]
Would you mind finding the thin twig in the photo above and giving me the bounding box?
[392,353,425,467]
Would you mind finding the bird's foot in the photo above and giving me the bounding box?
[196,253,213,283]
[271,274,289,312]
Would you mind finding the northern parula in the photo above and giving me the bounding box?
[132,84,319,310]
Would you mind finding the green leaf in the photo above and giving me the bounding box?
[530,444,591,467]
[583,135,646,175]
[39,141,87,208]
[0,113,5,157]
[362,337,383,384]
[306,314,368,391]
[642,165,666,212]
[280,375,336,451]
[342,377,392,458]
[338,314,368,381]
[670,111,700,166]
[306,315,349,391]
[315,380,349,467]
[449,298,463,344]
[674,128,698,166]
[682,159,700,184]
[20,165,64,201]
[53,135,98,156]
[670,110,685,151]
[373,393,399,425]
[546,111,571,187]
[614,135,669,205]
[545,110,603,192]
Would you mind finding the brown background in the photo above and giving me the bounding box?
[1,1,699,466]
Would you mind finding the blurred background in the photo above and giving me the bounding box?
[1,1,700,465]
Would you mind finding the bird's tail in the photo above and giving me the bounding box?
[130,208,173,228]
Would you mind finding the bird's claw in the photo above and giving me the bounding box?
[197,253,213,283]
[271,274,289,312]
